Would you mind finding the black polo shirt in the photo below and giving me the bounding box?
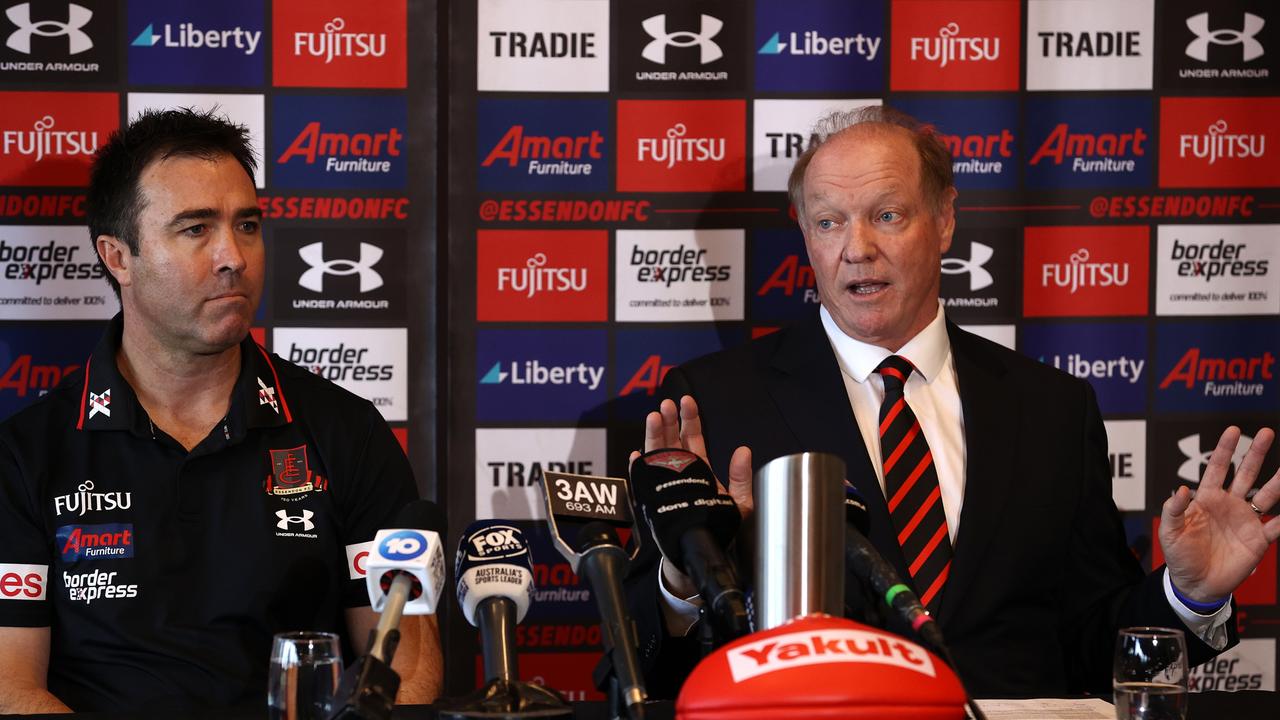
[0,315,417,711]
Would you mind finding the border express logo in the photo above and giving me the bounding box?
[0,226,117,320]
[477,230,608,323]
[477,0,608,92]
[614,1,747,92]
[273,327,407,421]
[939,229,1019,323]
[752,98,880,192]
[476,329,607,422]
[617,99,745,192]
[752,229,818,323]
[128,92,265,188]
[0,324,99,418]
[894,97,1018,191]
[1026,0,1152,90]
[890,0,1020,91]
[127,0,262,85]
[1156,225,1279,317]
[273,94,406,190]
[1022,322,1147,414]
[1025,96,1152,189]
[1159,1,1276,90]
[0,91,115,186]
[1023,226,1148,317]
[0,0,118,84]
[1159,97,1280,188]
[1155,321,1277,412]
[754,0,884,92]
[475,428,606,521]
[477,99,609,192]
[614,328,741,421]
[615,229,744,322]
[273,0,405,88]
[56,523,133,562]
[273,228,407,324]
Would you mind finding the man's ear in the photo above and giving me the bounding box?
[95,235,132,288]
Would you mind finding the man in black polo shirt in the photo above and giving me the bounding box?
[0,109,442,712]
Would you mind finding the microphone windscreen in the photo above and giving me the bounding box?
[630,449,739,572]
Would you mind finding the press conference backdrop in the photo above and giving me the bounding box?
[0,0,1277,703]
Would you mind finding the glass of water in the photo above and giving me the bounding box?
[268,631,344,720]
[1113,627,1188,720]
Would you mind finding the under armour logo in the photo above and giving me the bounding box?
[641,14,722,65]
[88,389,110,419]
[257,377,279,414]
[1176,433,1253,484]
[940,241,994,291]
[5,3,93,55]
[298,242,383,293]
[1185,12,1265,62]
[276,509,315,531]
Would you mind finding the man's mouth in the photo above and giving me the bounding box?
[848,281,888,295]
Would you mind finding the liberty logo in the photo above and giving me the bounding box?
[941,242,994,291]
[1185,12,1264,62]
[298,242,383,293]
[5,2,92,55]
[641,14,722,65]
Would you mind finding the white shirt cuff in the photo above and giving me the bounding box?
[1162,568,1231,651]
[658,556,704,637]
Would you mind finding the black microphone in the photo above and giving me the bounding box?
[629,449,748,641]
[328,500,446,720]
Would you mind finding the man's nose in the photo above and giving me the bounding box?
[212,226,248,274]
[841,221,877,263]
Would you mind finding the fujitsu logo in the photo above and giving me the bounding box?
[1040,248,1129,294]
[909,22,999,68]
[941,242,994,291]
[53,480,132,517]
[298,241,384,293]
[5,2,92,55]
[641,14,722,65]
[636,123,724,169]
[293,17,386,64]
[2,115,98,163]
[1177,433,1254,484]
[1179,120,1265,165]
[496,252,588,299]
[1185,12,1265,62]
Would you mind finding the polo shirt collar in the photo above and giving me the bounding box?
[819,301,951,384]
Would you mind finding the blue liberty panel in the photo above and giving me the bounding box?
[0,324,102,419]
[1154,321,1279,413]
[272,94,407,190]
[476,99,610,192]
[476,329,608,422]
[752,229,820,323]
[754,0,884,92]
[1021,321,1149,415]
[127,0,264,85]
[1024,95,1153,190]
[894,97,1020,191]
[613,327,743,421]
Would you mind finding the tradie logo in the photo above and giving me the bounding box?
[2,115,97,163]
[941,242,994,291]
[88,388,109,418]
[1179,119,1265,165]
[757,30,881,60]
[1041,248,1130,294]
[1186,12,1265,63]
[130,22,261,55]
[641,14,722,65]
[495,252,588,299]
[1177,433,1254,483]
[257,377,279,414]
[293,17,386,64]
[298,242,384,293]
[5,2,92,55]
[275,509,315,531]
[637,123,724,168]
[910,22,999,68]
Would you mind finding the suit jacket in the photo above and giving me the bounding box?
[626,313,1235,699]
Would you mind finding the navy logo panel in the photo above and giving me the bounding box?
[126,0,264,85]
[894,97,1019,191]
[754,0,885,92]
[752,229,819,323]
[477,329,607,422]
[613,327,742,420]
[1022,321,1148,414]
[1025,96,1153,189]
[1155,320,1278,412]
[477,99,610,192]
[272,94,407,190]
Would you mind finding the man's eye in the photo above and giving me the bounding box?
[817,219,835,230]
[183,224,206,236]
[878,211,900,223]
[239,221,261,233]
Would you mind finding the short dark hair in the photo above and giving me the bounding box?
[86,107,257,298]
[788,105,955,223]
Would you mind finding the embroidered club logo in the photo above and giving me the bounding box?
[265,445,328,497]
[88,388,110,418]
[257,377,279,414]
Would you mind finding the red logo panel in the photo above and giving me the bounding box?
[476,651,604,702]
[476,230,609,322]
[1159,98,1280,189]
[1023,226,1149,317]
[890,0,1020,91]
[617,100,746,192]
[0,92,117,187]
[273,0,407,88]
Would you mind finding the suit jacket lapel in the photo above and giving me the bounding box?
[936,322,1019,625]
[764,315,913,582]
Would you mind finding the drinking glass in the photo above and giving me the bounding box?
[1113,627,1188,720]
[268,631,344,720]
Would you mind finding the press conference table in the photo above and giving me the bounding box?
[5,692,1277,719]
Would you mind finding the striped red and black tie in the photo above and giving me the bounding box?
[876,355,952,613]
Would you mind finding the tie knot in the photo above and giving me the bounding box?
[876,355,915,391]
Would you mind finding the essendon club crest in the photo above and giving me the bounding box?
[265,445,329,497]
